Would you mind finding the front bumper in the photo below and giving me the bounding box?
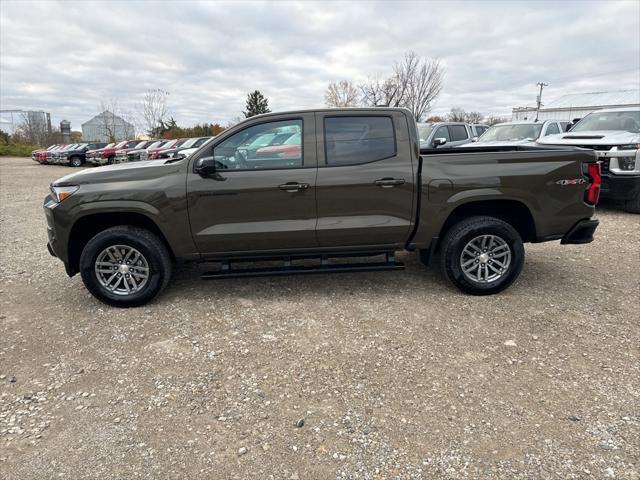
[88,156,108,165]
[600,174,640,201]
[561,217,599,245]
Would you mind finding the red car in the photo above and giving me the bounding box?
[36,144,65,164]
[145,139,189,160]
[255,133,302,159]
[87,140,138,165]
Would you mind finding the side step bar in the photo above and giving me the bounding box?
[202,252,404,280]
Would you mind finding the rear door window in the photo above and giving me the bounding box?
[324,116,396,165]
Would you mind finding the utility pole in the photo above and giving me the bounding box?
[535,82,548,122]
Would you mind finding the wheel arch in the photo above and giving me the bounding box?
[67,212,175,276]
[438,199,536,248]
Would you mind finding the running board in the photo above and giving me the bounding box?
[201,252,404,280]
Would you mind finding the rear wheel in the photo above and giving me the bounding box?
[440,216,524,295]
[79,226,172,307]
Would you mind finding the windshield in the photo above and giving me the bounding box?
[479,124,543,142]
[159,140,177,149]
[146,141,161,149]
[571,110,640,133]
[284,133,301,145]
[180,137,199,148]
[74,143,87,149]
[417,124,435,142]
[134,141,147,148]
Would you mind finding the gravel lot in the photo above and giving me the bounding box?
[0,156,638,479]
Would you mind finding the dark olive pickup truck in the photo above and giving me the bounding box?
[44,108,600,307]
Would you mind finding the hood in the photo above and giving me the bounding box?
[538,130,640,146]
[52,159,179,186]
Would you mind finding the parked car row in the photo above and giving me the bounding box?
[420,108,640,213]
[31,136,213,167]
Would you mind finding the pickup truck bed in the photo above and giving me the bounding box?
[44,108,599,307]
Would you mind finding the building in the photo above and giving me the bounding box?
[512,89,640,122]
[82,111,134,142]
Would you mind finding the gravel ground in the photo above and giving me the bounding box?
[0,156,638,479]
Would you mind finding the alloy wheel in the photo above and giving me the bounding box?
[460,234,512,283]
[94,245,150,295]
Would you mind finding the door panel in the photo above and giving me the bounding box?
[186,114,318,255]
[315,112,416,248]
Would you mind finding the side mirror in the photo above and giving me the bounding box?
[195,157,216,176]
[471,136,479,142]
[433,137,447,147]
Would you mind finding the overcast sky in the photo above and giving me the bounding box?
[1,0,639,130]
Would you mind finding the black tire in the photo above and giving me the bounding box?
[79,226,172,307]
[624,193,640,214]
[440,216,524,295]
[70,156,83,168]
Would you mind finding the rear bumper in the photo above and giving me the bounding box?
[601,174,640,201]
[561,217,599,245]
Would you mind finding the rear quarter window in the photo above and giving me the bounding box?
[324,116,396,165]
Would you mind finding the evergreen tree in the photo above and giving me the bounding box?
[243,90,271,118]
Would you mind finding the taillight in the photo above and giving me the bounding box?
[586,162,601,205]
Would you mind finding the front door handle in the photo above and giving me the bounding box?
[374,178,405,188]
[278,182,310,192]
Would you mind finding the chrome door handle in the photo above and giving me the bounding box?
[278,182,309,192]
[374,178,405,188]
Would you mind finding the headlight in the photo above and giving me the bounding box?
[50,185,79,202]
[618,144,640,150]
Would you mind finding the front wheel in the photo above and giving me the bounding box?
[70,156,83,167]
[624,192,640,214]
[79,226,172,307]
[440,216,524,295]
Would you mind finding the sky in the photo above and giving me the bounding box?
[1,0,639,131]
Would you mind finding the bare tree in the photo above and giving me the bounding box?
[325,80,360,107]
[447,107,484,123]
[359,52,444,121]
[97,99,135,142]
[485,115,509,126]
[137,88,170,136]
[14,112,51,145]
[359,74,405,107]
[396,52,444,122]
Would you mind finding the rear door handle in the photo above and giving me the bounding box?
[374,178,405,188]
[278,182,310,192]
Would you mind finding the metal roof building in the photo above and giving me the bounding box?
[512,89,640,122]
[82,111,134,142]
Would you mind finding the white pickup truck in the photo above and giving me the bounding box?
[538,107,640,213]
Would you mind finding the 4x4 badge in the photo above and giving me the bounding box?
[556,178,586,185]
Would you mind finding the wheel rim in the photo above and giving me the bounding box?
[94,245,150,296]
[460,234,511,283]
[72,158,81,167]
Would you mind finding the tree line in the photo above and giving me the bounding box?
[4,63,508,148]
[324,51,507,125]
